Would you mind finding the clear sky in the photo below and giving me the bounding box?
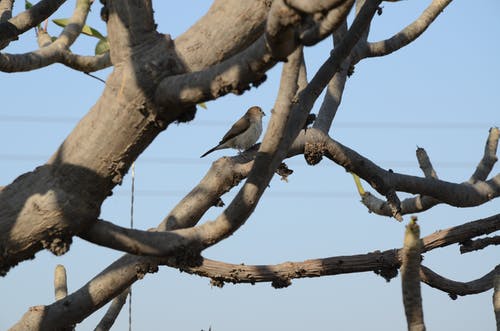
[0,1,499,330]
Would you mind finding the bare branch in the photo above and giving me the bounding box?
[401,218,425,331]
[363,0,453,58]
[420,265,499,298]
[154,35,277,108]
[494,272,500,329]
[299,1,353,46]
[154,0,357,109]
[174,0,271,72]
[54,265,68,301]
[285,0,347,13]
[54,264,75,331]
[0,0,91,72]
[460,235,500,254]
[94,288,130,331]
[0,0,14,23]
[297,128,500,207]
[61,51,111,73]
[79,219,204,257]
[180,214,500,288]
[416,147,438,179]
[421,214,500,253]
[0,0,67,49]
[469,127,499,183]
[313,23,349,132]
[357,128,499,217]
[293,0,381,123]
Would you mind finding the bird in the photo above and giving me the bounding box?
[200,106,265,158]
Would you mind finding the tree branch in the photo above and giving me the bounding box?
[61,51,111,73]
[416,147,438,179]
[362,0,453,58]
[54,264,74,331]
[299,1,353,46]
[401,219,425,331]
[0,0,14,23]
[420,265,499,298]
[0,0,67,49]
[460,235,500,254]
[469,127,499,183]
[179,214,500,289]
[154,0,356,109]
[355,128,499,216]
[54,264,68,301]
[312,23,350,132]
[289,128,500,210]
[0,0,92,72]
[285,0,347,13]
[94,288,130,331]
[174,0,271,72]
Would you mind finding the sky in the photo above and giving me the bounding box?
[0,1,499,330]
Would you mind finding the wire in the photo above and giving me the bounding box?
[0,153,479,169]
[128,163,135,331]
[0,114,495,129]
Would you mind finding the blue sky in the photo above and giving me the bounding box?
[0,1,499,330]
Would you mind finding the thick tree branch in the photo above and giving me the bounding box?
[289,128,500,208]
[105,0,156,63]
[313,23,349,132]
[0,0,91,72]
[0,0,67,49]
[60,50,111,73]
[0,0,14,23]
[420,265,499,298]
[356,129,498,216]
[299,1,353,46]
[159,155,255,231]
[54,264,75,331]
[460,235,500,254]
[285,0,346,13]
[469,127,499,183]
[416,147,438,179]
[94,288,130,331]
[54,265,68,301]
[401,219,425,331]
[174,0,271,72]
[179,214,500,289]
[362,0,453,58]
[80,218,204,257]
[154,35,277,108]
[154,0,355,109]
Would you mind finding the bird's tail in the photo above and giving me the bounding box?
[200,146,218,158]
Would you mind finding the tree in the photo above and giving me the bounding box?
[0,0,499,330]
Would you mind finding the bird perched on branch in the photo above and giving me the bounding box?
[200,106,265,158]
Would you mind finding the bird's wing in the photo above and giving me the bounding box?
[219,116,250,144]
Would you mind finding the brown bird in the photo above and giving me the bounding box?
[200,106,265,158]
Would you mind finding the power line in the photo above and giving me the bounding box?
[0,153,480,169]
[112,189,358,199]
[0,114,496,129]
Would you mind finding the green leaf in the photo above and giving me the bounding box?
[198,102,207,110]
[95,38,110,55]
[52,18,106,40]
[25,0,33,9]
